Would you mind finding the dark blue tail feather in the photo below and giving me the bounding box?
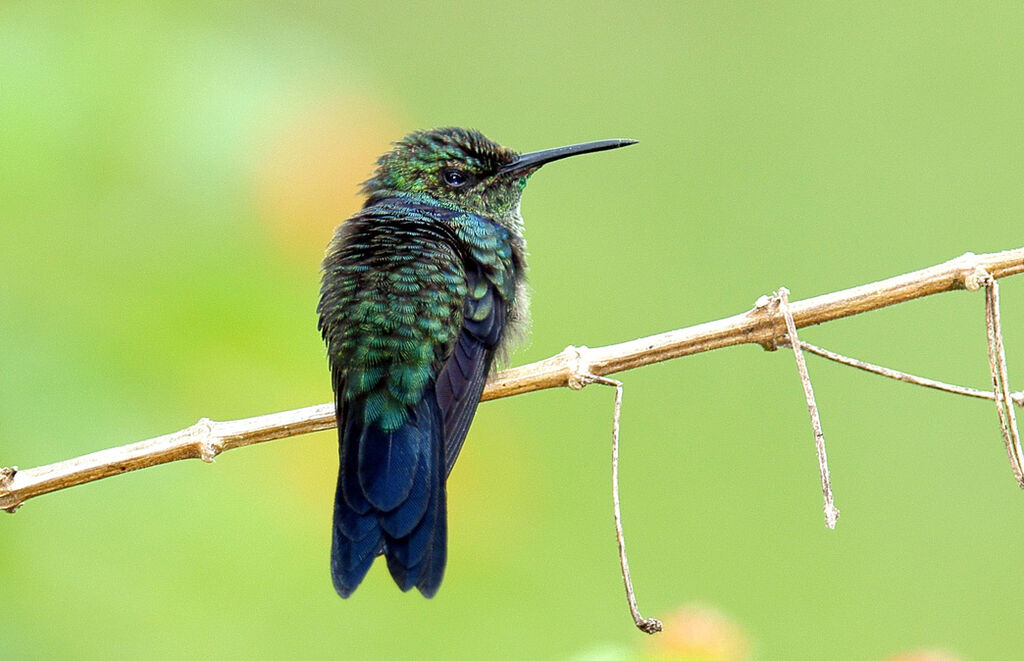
[330,466,383,596]
[331,382,446,598]
[381,446,430,539]
[358,422,420,511]
[384,426,447,595]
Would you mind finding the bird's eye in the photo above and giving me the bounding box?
[441,168,469,188]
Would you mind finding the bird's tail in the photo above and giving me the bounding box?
[330,392,447,597]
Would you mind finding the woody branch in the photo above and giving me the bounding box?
[2,247,1023,513]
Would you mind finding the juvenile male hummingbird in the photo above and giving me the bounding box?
[318,127,636,597]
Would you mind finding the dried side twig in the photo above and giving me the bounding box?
[790,341,1024,407]
[774,288,839,529]
[601,375,661,635]
[565,347,662,634]
[598,380,663,638]
[982,275,1024,487]
[2,248,1023,512]
[774,274,1024,489]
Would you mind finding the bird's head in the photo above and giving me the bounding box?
[362,127,636,228]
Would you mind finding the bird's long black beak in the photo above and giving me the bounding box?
[498,138,638,176]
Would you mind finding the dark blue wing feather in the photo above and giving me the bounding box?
[435,265,507,476]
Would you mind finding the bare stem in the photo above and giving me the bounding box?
[983,276,1024,487]
[790,341,1024,407]
[776,289,839,529]
[2,248,1023,512]
[589,374,662,635]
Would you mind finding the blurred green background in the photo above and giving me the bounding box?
[2,3,1023,660]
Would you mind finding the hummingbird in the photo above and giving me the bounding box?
[318,127,636,598]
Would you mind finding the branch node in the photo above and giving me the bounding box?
[0,466,16,488]
[564,345,595,390]
[752,294,781,352]
[192,418,221,463]
[0,467,19,513]
[964,264,989,292]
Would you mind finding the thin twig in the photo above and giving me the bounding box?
[789,341,1024,407]
[776,288,839,529]
[982,276,1024,488]
[594,374,661,634]
[2,248,1024,512]
[564,347,661,633]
